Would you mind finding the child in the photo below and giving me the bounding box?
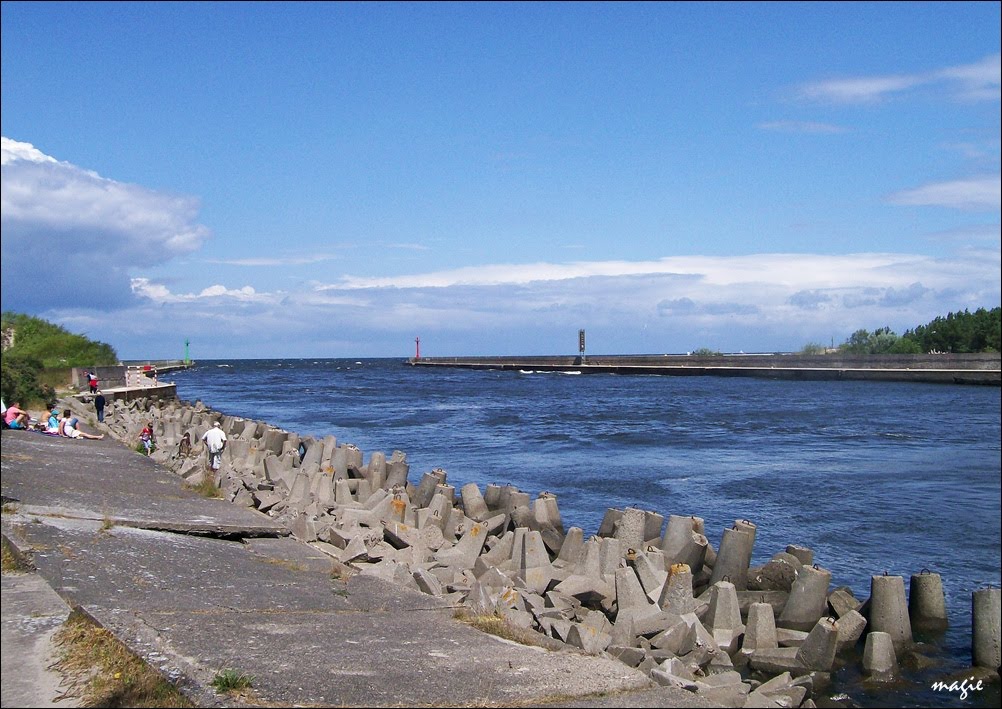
[140,422,156,454]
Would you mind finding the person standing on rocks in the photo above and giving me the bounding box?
[94,390,106,423]
[201,421,227,472]
[140,421,156,454]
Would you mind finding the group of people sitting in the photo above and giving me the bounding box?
[2,401,104,440]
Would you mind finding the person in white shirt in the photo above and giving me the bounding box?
[201,421,227,471]
[59,412,104,440]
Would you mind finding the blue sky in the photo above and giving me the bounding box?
[2,1,999,360]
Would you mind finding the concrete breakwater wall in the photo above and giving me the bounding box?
[409,352,1002,385]
[63,392,1002,708]
[68,362,192,392]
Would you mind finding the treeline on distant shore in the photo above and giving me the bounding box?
[822,306,1001,356]
[1,311,119,407]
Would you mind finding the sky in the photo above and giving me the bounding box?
[2,1,999,360]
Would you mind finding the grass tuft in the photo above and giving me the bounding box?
[184,473,221,499]
[453,607,548,647]
[52,610,193,707]
[211,668,254,693]
[330,560,357,582]
[1,536,33,573]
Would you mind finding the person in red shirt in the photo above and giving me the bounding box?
[140,422,156,454]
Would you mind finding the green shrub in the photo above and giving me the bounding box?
[0,353,55,408]
[2,311,116,407]
[211,669,254,693]
[1,312,117,368]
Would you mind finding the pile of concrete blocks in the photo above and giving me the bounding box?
[90,395,996,708]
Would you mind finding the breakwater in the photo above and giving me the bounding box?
[55,382,1002,709]
[408,352,1002,385]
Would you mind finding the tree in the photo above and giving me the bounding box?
[840,327,920,354]
[902,307,1001,353]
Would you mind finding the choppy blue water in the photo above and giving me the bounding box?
[171,358,1001,708]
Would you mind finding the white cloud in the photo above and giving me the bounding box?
[801,74,924,103]
[887,175,1002,211]
[799,53,1001,103]
[386,243,431,251]
[207,254,337,267]
[925,223,1001,244]
[0,137,58,166]
[131,278,266,303]
[321,253,936,292]
[1,137,211,312]
[758,121,848,134]
[934,53,1002,102]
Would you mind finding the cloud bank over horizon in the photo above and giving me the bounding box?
[3,136,997,359]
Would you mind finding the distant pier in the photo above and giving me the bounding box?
[120,359,194,375]
[407,352,1001,385]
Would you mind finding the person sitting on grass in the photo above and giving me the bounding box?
[3,401,31,429]
[58,411,104,440]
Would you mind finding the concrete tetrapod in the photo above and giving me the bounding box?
[660,515,708,571]
[709,525,754,591]
[778,564,832,632]
[658,563,699,616]
[737,601,779,667]
[869,574,914,652]
[909,570,949,632]
[972,586,1001,670]
[705,581,746,654]
[795,616,839,672]
[862,631,898,682]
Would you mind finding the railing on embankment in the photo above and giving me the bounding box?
[406,353,1001,385]
[120,359,194,375]
[68,361,192,403]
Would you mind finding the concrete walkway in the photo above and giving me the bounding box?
[1,570,81,708]
[1,430,712,708]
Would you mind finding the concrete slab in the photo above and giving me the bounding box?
[2,431,711,708]
[1,432,287,539]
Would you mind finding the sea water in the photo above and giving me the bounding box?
[171,358,1001,708]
